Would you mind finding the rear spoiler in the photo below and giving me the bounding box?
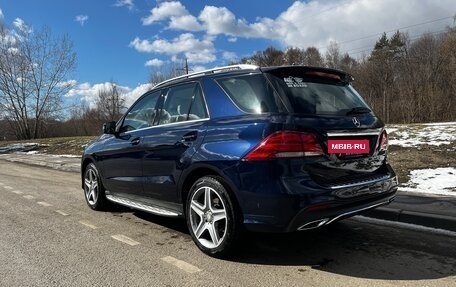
[261,65,354,84]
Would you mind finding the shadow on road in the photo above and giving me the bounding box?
[232,220,456,280]
[118,209,456,281]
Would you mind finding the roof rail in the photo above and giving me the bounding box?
[153,64,259,88]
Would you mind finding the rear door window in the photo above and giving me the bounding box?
[158,83,208,125]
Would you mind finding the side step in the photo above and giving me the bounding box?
[106,194,180,217]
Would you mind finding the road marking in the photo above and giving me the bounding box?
[111,234,140,246]
[4,186,14,190]
[79,220,98,229]
[12,190,23,194]
[161,256,202,274]
[37,201,52,207]
[23,195,35,200]
[55,210,69,216]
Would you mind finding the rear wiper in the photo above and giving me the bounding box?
[346,107,371,115]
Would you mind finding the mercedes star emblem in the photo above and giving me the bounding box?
[352,117,361,127]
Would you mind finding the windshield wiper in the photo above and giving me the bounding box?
[346,107,371,115]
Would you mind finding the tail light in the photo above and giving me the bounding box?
[243,131,323,161]
[379,130,388,152]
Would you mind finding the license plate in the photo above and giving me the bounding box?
[327,139,369,154]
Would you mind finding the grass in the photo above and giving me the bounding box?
[0,136,97,156]
[389,144,456,184]
[1,123,454,186]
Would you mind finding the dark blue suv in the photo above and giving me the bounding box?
[82,65,398,257]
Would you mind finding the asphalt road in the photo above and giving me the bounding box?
[1,160,455,287]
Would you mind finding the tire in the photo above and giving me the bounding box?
[83,163,109,211]
[186,176,242,257]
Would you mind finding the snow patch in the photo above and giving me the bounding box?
[0,143,40,154]
[401,167,456,196]
[388,122,455,147]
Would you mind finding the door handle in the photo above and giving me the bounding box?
[131,137,141,145]
[181,131,197,142]
[177,131,197,147]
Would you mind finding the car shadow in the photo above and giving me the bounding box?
[129,210,190,235]
[118,210,456,281]
[231,220,456,280]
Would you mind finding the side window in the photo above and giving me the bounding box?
[121,90,160,132]
[189,85,208,119]
[158,83,206,125]
[216,74,279,114]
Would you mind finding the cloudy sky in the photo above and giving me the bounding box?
[1,0,455,107]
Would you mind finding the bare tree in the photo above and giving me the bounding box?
[303,47,324,67]
[284,47,305,65]
[0,23,76,139]
[149,59,187,85]
[94,81,126,122]
[325,41,342,69]
[249,46,284,66]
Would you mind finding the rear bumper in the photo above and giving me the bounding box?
[286,188,396,232]
[224,161,398,233]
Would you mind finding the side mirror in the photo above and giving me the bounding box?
[103,121,117,134]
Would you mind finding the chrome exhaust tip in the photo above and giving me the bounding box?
[297,218,330,231]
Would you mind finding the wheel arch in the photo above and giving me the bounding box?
[178,164,243,218]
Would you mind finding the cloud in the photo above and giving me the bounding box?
[123,83,153,107]
[145,58,164,67]
[0,8,3,19]
[75,15,89,26]
[198,6,250,36]
[168,14,203,31]
[222,51,237,61]
[185,49,216,63]
[130,33,215,63]
[191,65,207,72]
[57,79,77,88]
[66,81,152,109]
[13,18,31,34]
[7,47,19,55]
[142,1,188,25]
[114,0,135,11]
[0,33,17,46]
[140,0,456,57]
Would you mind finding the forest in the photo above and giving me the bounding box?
[1,25,455,140]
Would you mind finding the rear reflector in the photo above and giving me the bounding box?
[379,130,388,151]
[243,131,323,161]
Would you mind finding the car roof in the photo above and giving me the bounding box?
[152,64,260,89]
[152,64,353,89]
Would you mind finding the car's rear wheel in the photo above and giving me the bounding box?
[83,163,109,211]
[186,176,242,258]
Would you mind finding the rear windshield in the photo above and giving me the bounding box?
[266,71,370,116]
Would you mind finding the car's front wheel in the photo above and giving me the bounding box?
[83,163,109,211]
[186,176,242,257]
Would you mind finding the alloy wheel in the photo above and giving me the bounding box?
[189,186,228,249]
[84,167,99,206]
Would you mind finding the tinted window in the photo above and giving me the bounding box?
[216,74,281,114]
[267,73,369,115]
[121,91,160,132]
[158,83,207,124]
[189,85,208,119]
